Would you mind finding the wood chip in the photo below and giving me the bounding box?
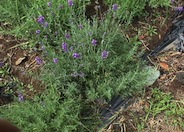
[159,62,169,71]
[15,57,26,65]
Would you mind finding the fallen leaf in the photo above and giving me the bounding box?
[15,57,26,65]
[159,62,169,71]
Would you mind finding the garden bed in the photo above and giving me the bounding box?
[0,0,183,132]
[0,35,45,104]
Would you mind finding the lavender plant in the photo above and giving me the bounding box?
[0,87,83,132]
[0,0,171,36]
[0,0,172,131]
[38,7,147,100]
[107,0,171,25]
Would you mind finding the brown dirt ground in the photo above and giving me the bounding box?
[0,34,45,104]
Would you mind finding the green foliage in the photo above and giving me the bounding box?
[40,15,147,100]
[0,0,173,131]
[148,89,174,117]
[0,0,77,36]
[0,63,10,78]
[0,87,84,132]
[108,0,147,25]
[0,0,171,36]
[0,1,149,131]
[107,0,171,25]
[146,25,157,36]
[0,0,31,24]
[137,89,184,131]
[145,89,184,128]
[148,0,171,8]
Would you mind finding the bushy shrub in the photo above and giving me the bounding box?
[106,0,171,25]
[0,0,167,131]
[0,87,83,132]
[0,0,171,35]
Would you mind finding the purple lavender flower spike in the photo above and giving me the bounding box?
[92,39,97,46]
[36,30,41,34]
[112,4,118,11]
[0,61,4,68]
[44,22,49,27]
[78,24,83,29]
[68,0,74,7]
[53,58,59,64]
[175,6,184,11]
[18,93,24,102]
[65,33,71,39]
[73,53,81,58]
[62,42,68,52]
[37,16,45,24]
[101,50,109,59]
[35,56,43,65]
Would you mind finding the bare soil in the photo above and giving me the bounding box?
[0,35,45,104]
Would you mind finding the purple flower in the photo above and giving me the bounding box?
[62,42,68,52]
[73,53,81,58]
[18,93,24,102]
[53,58,59,64]
[0,61,4,68]
[68,0,74,7]
[35,56,43,65]
[47,2,52,7]
[78,24,83,29]
[36,30,41,34]
[92,39,97,46]
[101,50,109,59]
[44,22,49,27]
[65,33,71,39]
[37,16,45,24]
[175,6,184,11]
[112,4,118,11]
